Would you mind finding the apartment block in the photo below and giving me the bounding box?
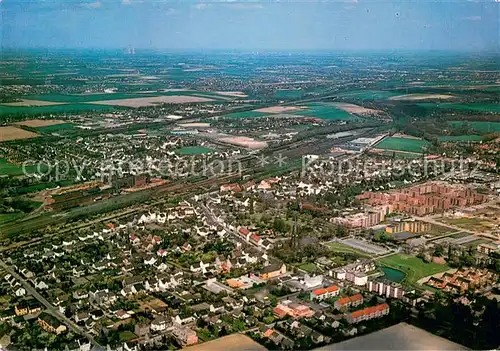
[357,182,486,216]
[310,285,340,301]
[334,294,364,310]
[367,279,406,299]
[346,303,390,324]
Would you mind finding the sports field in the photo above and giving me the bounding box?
[175,146,214,155]
[327,241,370,257]
[339,238,390,255]
[378,254,450,286]
[374,137,431,153]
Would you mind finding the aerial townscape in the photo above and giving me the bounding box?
[0,0,499,350]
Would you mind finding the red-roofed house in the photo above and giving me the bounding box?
[220,183,241,193]
[239,227,251,241]
[129,234,140,245]
[242,181,256,192]
[273,306,288,319]
[310,285,340,301]
[250,233,262,244]
[273,303,314,319]
[157,249,167,257]
[152,236,162,245]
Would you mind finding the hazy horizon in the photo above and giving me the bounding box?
[1,0,499,52]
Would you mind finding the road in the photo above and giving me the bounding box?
[200,204,265,252]
[0,259,103,350]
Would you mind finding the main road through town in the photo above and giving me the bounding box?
[0,259,103,350]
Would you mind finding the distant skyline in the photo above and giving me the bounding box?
[1,0,499,52]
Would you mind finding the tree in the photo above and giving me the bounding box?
[273,217,287,233]
[434,245,444,257]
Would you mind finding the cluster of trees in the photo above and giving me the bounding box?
[414,294,500,350]
[0,197,40,214]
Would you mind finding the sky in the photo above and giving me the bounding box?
[1,0,499,51]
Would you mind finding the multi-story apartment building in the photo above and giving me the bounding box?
[367,279,406,299]
[346,303,390,324]
[310,285,340,301]
[357,182,486,216]
[332,205,392,228]
[334,294,364,310]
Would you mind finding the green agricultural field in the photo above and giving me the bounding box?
[337,90,399,100]
[438,135,483,142]
[449,121,500,133]
[175,146,214,155]
[275,89,304,99]
[0,158,41,176]
[11,180,74,195]
[377,254,450,286]
[223,110,269,118]
[35,123,75,133]
[418,103,500,113]
[291,103,357,120]
[0,213,25,224]
[374,137,431,153]
[25,93,151,103]
[0,103,120,116]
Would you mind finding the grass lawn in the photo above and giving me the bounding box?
[327,242,370,257]
[463,239,490,248]
[450,232,469,239]
[119,331,137,342]
[374,137,431,153]
[298,263,317,273]
[377,254,449,286]
[442,217,494,231]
